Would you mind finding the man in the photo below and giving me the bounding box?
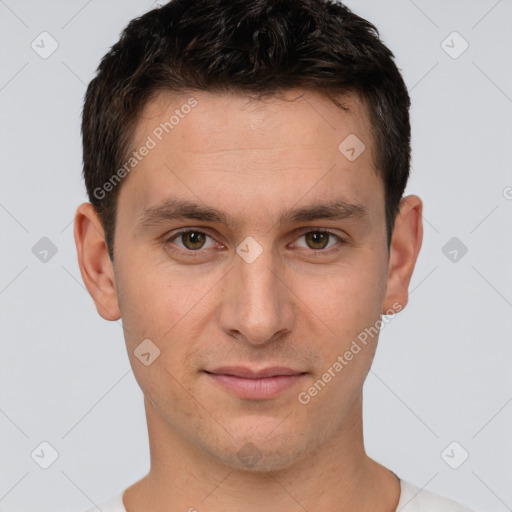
[74,0,475,510]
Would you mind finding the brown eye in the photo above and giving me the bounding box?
[180,231,207,250]
[304,231,330,250]
[292,230,344,253]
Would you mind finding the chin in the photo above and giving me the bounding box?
[206,430,312,473]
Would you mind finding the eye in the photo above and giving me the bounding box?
[293,229,344,251]
[165,229,217,252]
[163,228,345,256]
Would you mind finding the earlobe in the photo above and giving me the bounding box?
[73,202,121,321]
[382,195,423,314]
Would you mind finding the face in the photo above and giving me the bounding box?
[76,88,420,473]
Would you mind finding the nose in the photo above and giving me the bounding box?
[218,244,295,346]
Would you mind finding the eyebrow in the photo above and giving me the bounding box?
[136,197,369,231]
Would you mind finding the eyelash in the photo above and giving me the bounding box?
[162,228,346,257]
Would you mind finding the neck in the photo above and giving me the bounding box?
[123,392,401,512]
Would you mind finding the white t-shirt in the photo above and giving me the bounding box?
[84,478,475,512]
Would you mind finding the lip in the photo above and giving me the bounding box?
[204,366,307,400]
[207,366,305,378]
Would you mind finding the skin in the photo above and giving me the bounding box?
[74,88,423,512]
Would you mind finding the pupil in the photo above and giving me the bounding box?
[308,232,327,249]
[186,232,204,249]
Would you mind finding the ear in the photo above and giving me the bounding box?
[382,195,423,313]
[73,202,121,321]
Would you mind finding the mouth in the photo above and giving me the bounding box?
[204,366,307,400]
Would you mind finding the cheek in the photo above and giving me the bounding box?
[299,256,387,336]
[118,257,200,326]
[116,259,219,372]
[294,255,387,406]
[116,270,202,409]
[296,267,384,420]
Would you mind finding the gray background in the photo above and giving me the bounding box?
[1,0,511,510]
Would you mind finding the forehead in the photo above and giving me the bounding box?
[117,88,382,228]
[134,88,375,156]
